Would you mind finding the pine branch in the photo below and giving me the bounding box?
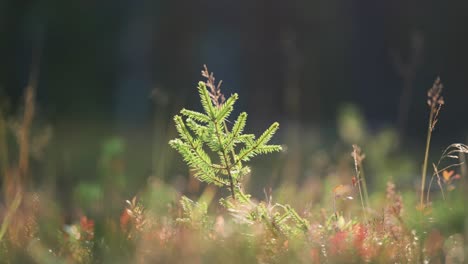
[237,122,282,163]
[170,67,282,200]
[198,82,216,120]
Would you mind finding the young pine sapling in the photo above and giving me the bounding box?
[169,74,282,200]
[170,67,309,238]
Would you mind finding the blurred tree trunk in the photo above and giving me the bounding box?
[280,30,303,184]
[391,31,423,145]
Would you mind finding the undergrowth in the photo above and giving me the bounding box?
[0,67,466,263]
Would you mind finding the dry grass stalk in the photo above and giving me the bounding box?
[1,54,40,246]
[201,64,225,108]
[426,143,468,203]
[420,77,444,209]
[0,109,9,196]
[352,144,369,221]
[18,85,35,189]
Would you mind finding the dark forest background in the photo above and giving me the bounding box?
[1,0,468,197]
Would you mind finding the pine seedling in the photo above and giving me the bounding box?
[169,69,282,200]
[170,67,309,241]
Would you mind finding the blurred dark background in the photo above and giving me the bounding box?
[1,1,468,199]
